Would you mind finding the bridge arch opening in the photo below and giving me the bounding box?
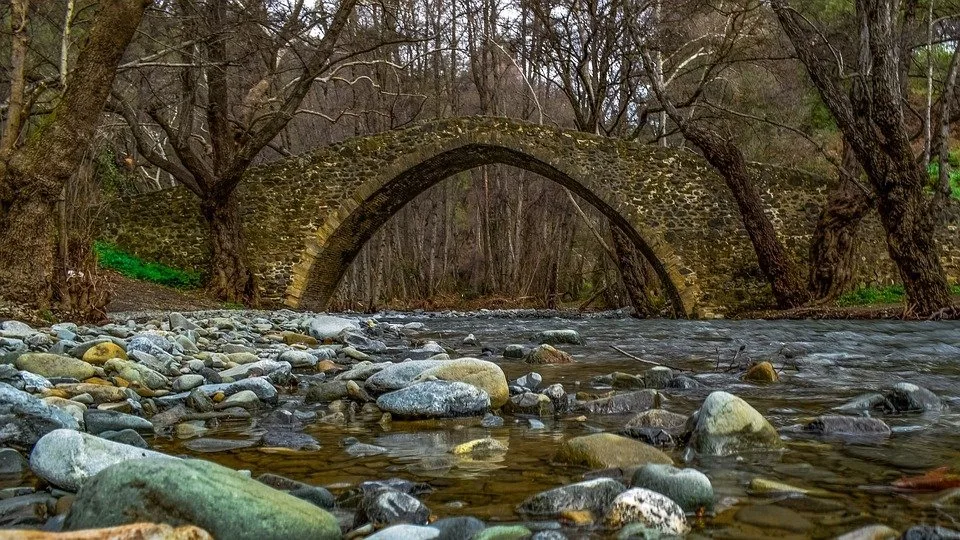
[284,142,697,317]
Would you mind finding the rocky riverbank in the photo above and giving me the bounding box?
[0,311,957,539]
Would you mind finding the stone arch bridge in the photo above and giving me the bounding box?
[103,117,841,317]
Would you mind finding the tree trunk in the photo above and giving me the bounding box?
[878,174,951,315]
[682,124,810,308]
[0,189,57,308]
[808,148,872,302]
[201,190,259,306]
[610,226,658,317]
[0,0,149,309]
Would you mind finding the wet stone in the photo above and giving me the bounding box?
[354,488,430,528]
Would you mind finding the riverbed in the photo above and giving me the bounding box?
[149,314,960,537]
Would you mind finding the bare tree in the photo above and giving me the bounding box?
[0,0,151,310]
[772,0,952,315]
[113,0,359,304]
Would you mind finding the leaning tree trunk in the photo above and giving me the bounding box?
[877,173,951,315]
[808,148,872,302]
[681,124,810,308]
[201,190,259,306]
[610,226,659,317]
[0,186,58,309]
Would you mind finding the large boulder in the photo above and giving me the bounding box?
[376,381,490,418]
[29,430,169,491]
[413,358,509,408]
[687,391,782,455]
[64,458,341,540]
[554,433,672,469]
[0,382,79,448]
[308,316,359,341]
[15,353,96,381]
[365,361,444,394]
[518,478,626,517]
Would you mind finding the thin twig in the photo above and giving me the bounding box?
[609,345,688,372]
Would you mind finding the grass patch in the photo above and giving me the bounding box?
[94,242,202,289]
[837,283,960,306]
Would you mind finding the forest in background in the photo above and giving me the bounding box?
[2,0,960,318]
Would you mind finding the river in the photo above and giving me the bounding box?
[143,315,960,537]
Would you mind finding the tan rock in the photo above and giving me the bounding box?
[555,433,672,469]
[0,523,212,540]
[281,331,319,347]
[414,358,509,408]
[81,343,127,365]
[742,362,779,383]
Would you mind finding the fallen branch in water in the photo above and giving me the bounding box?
[609,345,689,372]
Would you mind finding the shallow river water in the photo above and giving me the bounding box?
[160,316,960,538]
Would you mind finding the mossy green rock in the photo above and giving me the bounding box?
[472,525,532,540]
[688,391,782,455]
[555,433,673,469]
[64,457,341,539]
[15,353,96,380]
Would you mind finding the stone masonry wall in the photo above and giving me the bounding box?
[99,117,960,315]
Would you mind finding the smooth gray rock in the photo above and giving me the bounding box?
[535,329,584,345]
[307,315,359,340]
[29,429,170,491]
[631,464,713,512]
[376,381,490,418]
[278,350,318,368]
[0,448,28,476]
[0,382,79,447]
[173,374,206,393]
[886,383,942,413]
[365,360,444,394]
[430,516,486,540]
[84,409,153,435]
[220,359,290,380]
[99,429,148,449]
[355,488,430,528]
[503,345,530,359]
[802,415,891,438]
[0,320,35,338]
[367,524,440,540]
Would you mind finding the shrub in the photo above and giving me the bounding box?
[94,242,202,289]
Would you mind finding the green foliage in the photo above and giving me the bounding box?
[805,95,836,133]
[926,156,960,200]
[94,242,202,289]
[94,149,130,195]
[837,283,960,306]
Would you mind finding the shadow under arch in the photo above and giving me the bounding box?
[284,142,699,317]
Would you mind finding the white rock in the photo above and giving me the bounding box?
[29,429,172,491]
[307,316,359,340]
[604,487,689,535]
